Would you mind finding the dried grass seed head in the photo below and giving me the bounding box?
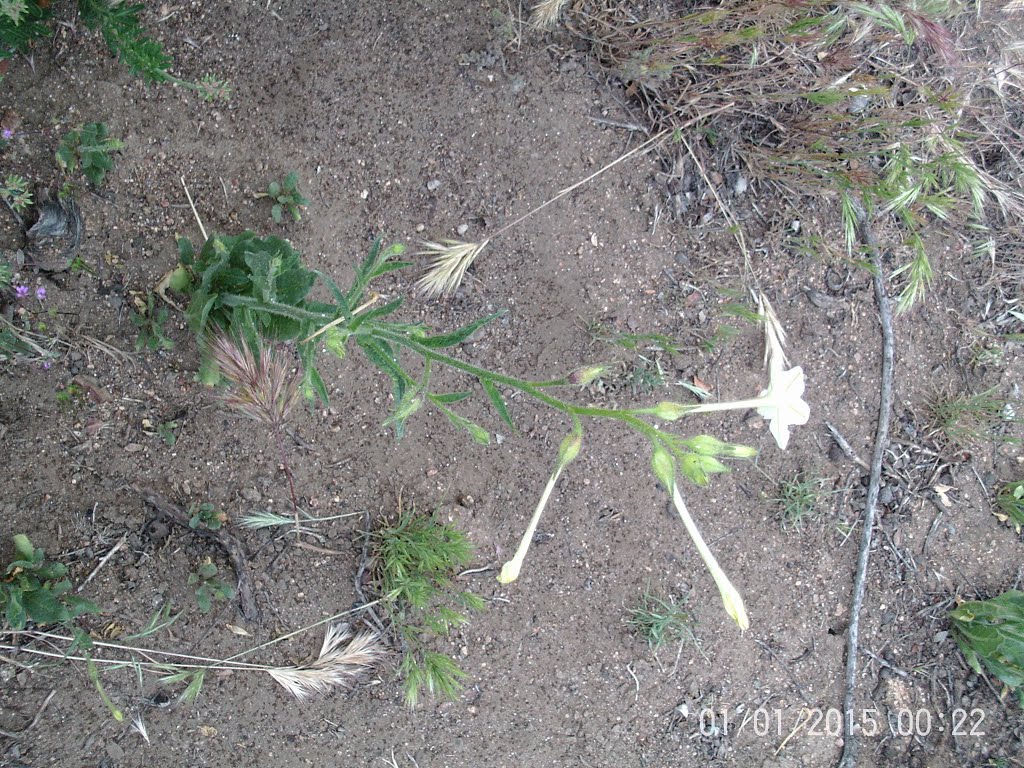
[209,333,301,428]
[415,239,489,298]
[268,624,387,700]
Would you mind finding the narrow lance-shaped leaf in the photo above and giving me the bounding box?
[481,379,515,431]
[430,399,490,445]
[416,312,504,349]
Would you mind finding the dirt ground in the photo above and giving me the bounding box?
[2,1,1023,766]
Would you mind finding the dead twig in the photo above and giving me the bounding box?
[354,507,386,636]
[0,689,56,739]
[77,532,127,592]
[136,487,258,622]
[836,201,895,768]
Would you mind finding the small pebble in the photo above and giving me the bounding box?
[426,179,442,191]
[456,223,469,236]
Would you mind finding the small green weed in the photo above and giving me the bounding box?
[187,558,234,613]
[771,474,826,531]
[257,171,309,223]
[157,420,179,446]
[131,293,174,351]
[1,534,97,629]
[372,502,484,707]
[56,122,123,187]
[56,383,82,410]
[926,389,1019,448]
[993,482,1024,534]
[950,590,1024,705]
[188,502,226,532]
[627,587,696,651]
[1,173,32,213]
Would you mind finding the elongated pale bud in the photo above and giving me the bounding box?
[167,265,191,292]
[670,484,749,631]
[682,435,757,458]
[680,453,729,487]
[557,431,582,467]
[568,365,610,386]
[651,444,676,491]
[323,327,350,358]
[648,401,695,421]
[498,431,582,585]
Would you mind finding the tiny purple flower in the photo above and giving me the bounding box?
[40,360,52,370]
[35,286,46,301]
[14,284,29,298]
[1,128,13,141]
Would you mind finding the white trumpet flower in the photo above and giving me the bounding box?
[498,432,581,584]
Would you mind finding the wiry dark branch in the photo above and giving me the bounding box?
[836,200,895,768]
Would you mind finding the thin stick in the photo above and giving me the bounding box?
[137,487,258,621]
[488,103,734,242]
[836,201,895,768]
[180,176,208,242]
[678,134,753,279]
[775,707,810,755]
[825,421,870,471]
[77,532,127,592]
[0,689,55,739]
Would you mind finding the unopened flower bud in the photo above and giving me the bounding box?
[568,365,609,386]
[683,434,757,458]
[680,453,729,486]
[324,327,349,358]
[557,431,582,467]
[649,401,694,421]
[650,444,676,491]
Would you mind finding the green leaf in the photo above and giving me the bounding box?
[268,181,281,197]
[432,401,490,445]
[22,587,70,625]
[429,391,473,405]
[417,312,503,349]
[5,590,26,630]
[304,364,330,406]
[12,533,34,561]
[481,379,514,430]
[271,204,283,223]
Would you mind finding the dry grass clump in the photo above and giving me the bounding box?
[567,0,1024,309]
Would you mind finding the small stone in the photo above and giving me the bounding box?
[125,443,144,453]
[241,487,261,503]
[105,740,125,761]
[426,179,442,191]
[456,223,469,236]
[877,485,894,505]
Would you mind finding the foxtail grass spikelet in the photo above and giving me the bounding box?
[530,0,569,28]
[415,239,490,298]
[267,624,386,700]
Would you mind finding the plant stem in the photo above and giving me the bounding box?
[272,424,301,541]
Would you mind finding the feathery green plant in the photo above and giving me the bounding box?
[926,388,1019,448]
[372,503,483,706]
[1,173,32,213]
[770,473,826,531]
[1,1,229,98]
